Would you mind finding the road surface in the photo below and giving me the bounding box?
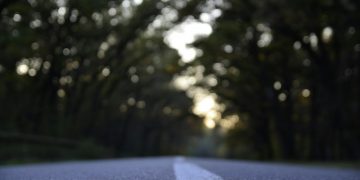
[1,157,359,179]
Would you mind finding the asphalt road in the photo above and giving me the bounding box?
[1,157,359,180]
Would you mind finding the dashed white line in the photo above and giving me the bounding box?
[173,157,223,180]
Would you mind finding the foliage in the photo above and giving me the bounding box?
[192,0,360,160]
[0,0,202,163]
[1,0,359,163]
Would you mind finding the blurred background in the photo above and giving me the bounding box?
[0,0,359,165]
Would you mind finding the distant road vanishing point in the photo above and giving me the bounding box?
[1,157,359,180]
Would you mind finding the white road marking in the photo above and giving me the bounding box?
[174,157,223,180]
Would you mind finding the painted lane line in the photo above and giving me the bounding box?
[174,157,223,180]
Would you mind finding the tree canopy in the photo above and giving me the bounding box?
[0,0,359,163]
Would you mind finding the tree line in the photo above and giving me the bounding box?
[0,0,359,163]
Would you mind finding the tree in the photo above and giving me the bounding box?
[0,0,203,162]
[191,0,360,160]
